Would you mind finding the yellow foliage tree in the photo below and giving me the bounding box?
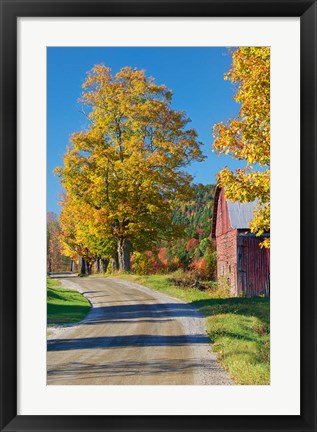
[212,47,270,247]
[58,195,99,274]
[56,65,204,270]
[47,212,62,272]
[59,194,117,273]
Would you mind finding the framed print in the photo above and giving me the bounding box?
[0,0,316,431]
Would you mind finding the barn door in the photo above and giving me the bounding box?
[237,235,247,296]
[237,234,270,297]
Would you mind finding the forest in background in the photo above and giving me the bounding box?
[47,183,217,281]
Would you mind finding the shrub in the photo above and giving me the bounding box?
[188,248,217,280]
[189,257,208,278]
[204,248,217,279]
[186,238,199,251]
[131,251,157,275]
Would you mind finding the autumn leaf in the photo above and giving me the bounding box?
[56,65,205,270]
[212,47,270,247]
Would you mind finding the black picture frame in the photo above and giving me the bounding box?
[0,0,316,431]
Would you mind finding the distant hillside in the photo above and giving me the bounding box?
[172,183,216,239]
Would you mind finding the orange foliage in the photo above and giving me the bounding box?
[157,248,169,266]
[186,238,199,251]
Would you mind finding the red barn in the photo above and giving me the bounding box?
[212,187,270,297]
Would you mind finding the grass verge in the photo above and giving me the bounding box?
[47,278,91,326]
[118,273,270,385]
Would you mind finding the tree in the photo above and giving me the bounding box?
[58,194,115,274]
[56,65,204,270]
[58,196,93,273]
[47,212,62,272]
[212,47,270,247]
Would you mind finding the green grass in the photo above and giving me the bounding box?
[47,278,91,326]
[118,273,270,385]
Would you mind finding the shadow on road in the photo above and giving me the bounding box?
[84,302,201,324]
[47,334,209,351]
[47,358,221,381]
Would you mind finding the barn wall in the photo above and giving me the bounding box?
[215,188,232,237]
[216,229,238,295]
[237,234,270,297]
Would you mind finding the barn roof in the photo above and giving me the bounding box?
[227,199,259,229]
[212,187,259,237]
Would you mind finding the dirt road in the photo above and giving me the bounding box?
[47,277,232,385]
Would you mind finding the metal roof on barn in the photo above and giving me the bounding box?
[227,199,259,229]
[212,187,260,237]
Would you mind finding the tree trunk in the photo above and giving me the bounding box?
[87,262,92,275]
[80,257,86,275]
[117,237,131,272]
[101,258,109,273]
[94,258,100,274]
[70,259,74,273]
[111,252,119,272]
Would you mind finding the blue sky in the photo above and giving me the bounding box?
[47,47,242,214]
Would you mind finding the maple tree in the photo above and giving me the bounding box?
[212,47,270,247]
[58,195,95,274]
[56,65,204,271]
[47,212,62,272]
[58,194,114,274]
[47,211,74,272]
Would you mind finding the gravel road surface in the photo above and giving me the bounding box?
[47,277,232,385]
